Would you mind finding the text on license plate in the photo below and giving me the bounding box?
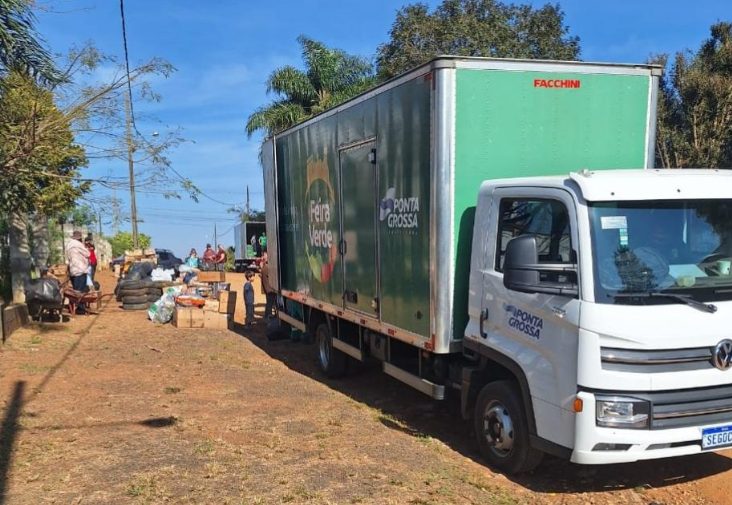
[702,425,732,450]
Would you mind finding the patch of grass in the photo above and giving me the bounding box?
[193,439,215,455]
[19,363,49,374]
[164,386,182,394]
[126,475,157,498]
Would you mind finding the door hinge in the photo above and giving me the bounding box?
[368,148,376,164]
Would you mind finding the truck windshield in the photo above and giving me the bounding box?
[588,200,732,305]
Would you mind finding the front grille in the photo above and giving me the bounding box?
[629,384,732,429]
[601,346,713,373]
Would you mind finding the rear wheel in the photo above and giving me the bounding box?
[316,322,348,378]
[474,380,543,474]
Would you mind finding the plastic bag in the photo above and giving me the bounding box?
[148,285,185,323]
[126,261,154,281]
[150,267,174,282]
[26,278,62,305]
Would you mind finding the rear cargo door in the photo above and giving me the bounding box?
[339,140,378,315]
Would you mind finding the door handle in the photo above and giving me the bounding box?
[339,239,347,256]
[479,308,489,338]
[551,306,566,318]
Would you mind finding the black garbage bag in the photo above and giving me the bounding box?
[126,261,154,281]
[25,277,62,305]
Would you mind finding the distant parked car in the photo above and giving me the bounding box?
[155,249,183,271]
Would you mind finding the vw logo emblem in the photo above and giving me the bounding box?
[712,340,732,371]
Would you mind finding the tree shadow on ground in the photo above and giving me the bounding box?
[0,381,25,505]
[0,294,115,504]
[233,321,732,495]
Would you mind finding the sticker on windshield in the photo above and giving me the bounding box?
[619,228,629,247]
[601,216,628,230]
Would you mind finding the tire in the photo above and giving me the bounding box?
[147,294,161,302]
[121,295,149,305]
[122,302,151,311]
[473,380,543,474]
[315,322,348,378]
[146,288,163,295]
[118,288,148,298]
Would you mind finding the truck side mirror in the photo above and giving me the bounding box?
[503,235,579,297]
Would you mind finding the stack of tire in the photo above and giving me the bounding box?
[116,278,163,310]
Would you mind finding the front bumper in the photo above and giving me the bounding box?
[571,391,731,465]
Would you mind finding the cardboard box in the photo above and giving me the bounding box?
[198,271,226,283]
[173,307,204,328]
[218,290,237,314]
[204,311,232,330]
[203,299,220,312]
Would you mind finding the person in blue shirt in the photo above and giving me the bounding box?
[244,271,255,328]
[185,248,200,269]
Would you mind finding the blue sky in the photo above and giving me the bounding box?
[36,0,727,258]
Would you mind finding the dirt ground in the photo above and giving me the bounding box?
[1,271,731,504]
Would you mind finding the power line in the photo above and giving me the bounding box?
[119,0,136,130]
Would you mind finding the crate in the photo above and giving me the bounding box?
[218,290,237,314]
[204,311,232,330]
[198,271,226,283]
[172,307,204,328]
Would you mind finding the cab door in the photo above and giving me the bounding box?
[474,187,581,449]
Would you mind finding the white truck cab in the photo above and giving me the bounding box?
[464,168,732,471]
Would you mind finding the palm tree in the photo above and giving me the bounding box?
[0,0,60,84]
[246,36,375,137]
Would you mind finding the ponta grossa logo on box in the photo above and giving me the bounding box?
[305,156,338,283]
[503,303,543,339]
[379,187,420,229]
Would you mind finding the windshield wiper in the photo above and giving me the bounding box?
[611,291,718,314]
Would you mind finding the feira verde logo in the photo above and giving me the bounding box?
[305,156,338,283]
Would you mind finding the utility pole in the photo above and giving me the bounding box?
[98,211,103,238]
[214,223,218,247]
[246,185,250,220]
[125,93,139,249]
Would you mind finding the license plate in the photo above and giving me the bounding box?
[702,425,732,450]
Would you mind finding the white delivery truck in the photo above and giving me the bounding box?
[261,57,732,473]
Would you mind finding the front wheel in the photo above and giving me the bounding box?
[474,380,543,474]
[316,322,348,378]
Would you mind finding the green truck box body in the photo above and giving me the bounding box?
[265,57,659,353]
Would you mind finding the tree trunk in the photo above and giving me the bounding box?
[8,211,31,304]
[30,214,50,269]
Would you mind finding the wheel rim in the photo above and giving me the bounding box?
[317,327,330,369]
[482,401,515,457]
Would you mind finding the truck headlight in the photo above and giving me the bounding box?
[595,396,650,429]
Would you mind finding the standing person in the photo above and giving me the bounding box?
[214,244,227,271]
[202,243,215,270]
[250,234,258,257]
[85,239,97,283]
[259,232,267,254]
[244,271,255,328]
[253,234,262,257]
[260,252,276,319]
[66,231,90,294]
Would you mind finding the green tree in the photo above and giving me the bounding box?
[246,35,375,137]
[108,231,151,257]
[0,71,88,300]
[376,0,580,79]
[66,204,97,228]
[0,71,88,215]
[0,0,60,83]
[655,22,732,169]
